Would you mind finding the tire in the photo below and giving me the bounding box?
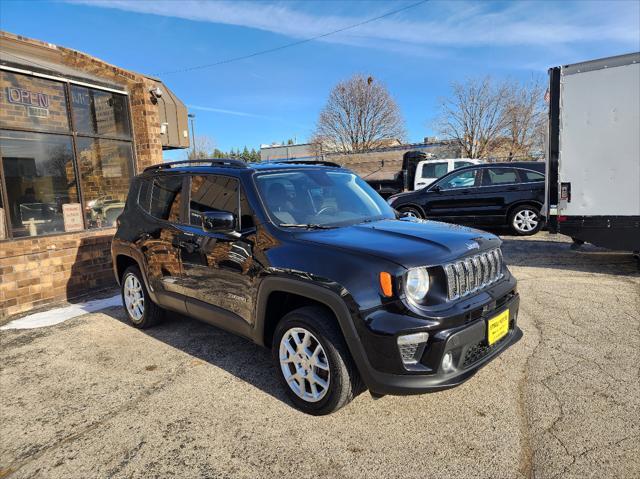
[272,306,363,415]
[398,206,423,219]
[509,204,542,236]
[121,265,163,328]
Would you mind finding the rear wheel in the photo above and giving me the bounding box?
[509,205,541,236]
[398,206,423,219]
[121,265,163,328]
[273,306,362,415]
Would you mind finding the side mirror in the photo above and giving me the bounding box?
[202,211,236,234]
[431,185,441,193]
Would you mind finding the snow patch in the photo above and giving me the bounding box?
[1,294,121,330]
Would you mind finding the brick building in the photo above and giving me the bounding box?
[0,32,189,319]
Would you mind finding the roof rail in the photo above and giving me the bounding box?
[271,159,343,168]
[144,158,248,172]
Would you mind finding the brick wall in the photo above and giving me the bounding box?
[0,229,115,318]
[0,32,169,319]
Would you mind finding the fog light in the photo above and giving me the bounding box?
[397,332,429,366]
[442,352,454,372]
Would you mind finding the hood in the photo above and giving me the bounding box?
[387,190,420,205]
[295,219,500,269]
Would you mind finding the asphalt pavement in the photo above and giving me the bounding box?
[1,232,638,479]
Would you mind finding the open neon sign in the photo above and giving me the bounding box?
[6,87,50,108]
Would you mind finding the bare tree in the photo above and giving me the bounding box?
[436,77,510,159]
[501,79,546,160]
[186,135,216,160]
[313,74,406,154]
[436,77,546,160]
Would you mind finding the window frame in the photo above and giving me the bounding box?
[0,69,136,241]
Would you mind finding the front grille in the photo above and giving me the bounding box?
[444,248,503,300]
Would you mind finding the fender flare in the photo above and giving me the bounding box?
[113,247,161,305]
[253,276,377,388]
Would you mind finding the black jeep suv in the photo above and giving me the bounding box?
[112,159,522,415]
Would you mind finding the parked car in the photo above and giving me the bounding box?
[413,158,482,190]
[112,159,521,415]
[365,151,481,198]
[388,162,545,236]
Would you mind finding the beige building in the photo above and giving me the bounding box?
[0,31,189,319]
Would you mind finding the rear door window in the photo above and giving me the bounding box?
[148,175,183,221]
[483,168,519,186]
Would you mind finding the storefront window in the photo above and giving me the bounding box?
[0,72,135,240]
[0,130,79,238]
[0,71,70,133]
[71,86,131,139]
[76,138,134,228]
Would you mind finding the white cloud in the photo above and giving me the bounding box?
[65,0,639,50]
[188,104,268,118]
[187,104,307,129]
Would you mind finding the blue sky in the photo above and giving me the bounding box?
[1,0,638,160]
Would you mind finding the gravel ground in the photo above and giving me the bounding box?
[1,232,638,479]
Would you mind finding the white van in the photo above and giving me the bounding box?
[413,159,482,190]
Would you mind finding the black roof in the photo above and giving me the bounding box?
[452,161,545,174]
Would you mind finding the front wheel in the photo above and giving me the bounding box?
[509,205,541,236]
[398,206,423,219]
[273,306,362,415]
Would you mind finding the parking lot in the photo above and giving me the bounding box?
[1,232,638,479]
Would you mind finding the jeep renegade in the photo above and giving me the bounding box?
[111,159,522,415]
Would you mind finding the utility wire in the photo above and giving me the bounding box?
[157,0,430,75]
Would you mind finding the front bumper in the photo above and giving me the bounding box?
[354,277,521,396]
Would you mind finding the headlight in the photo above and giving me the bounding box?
[405,267,430,303]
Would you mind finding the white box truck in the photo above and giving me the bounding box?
[545,52,640,251]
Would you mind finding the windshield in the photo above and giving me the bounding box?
[254,169,395,227]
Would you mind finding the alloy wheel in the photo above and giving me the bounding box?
[123,273,144,322]
[401,208,420,219]
[279,327,330,403]
[513,209,539,233]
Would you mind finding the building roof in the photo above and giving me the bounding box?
[0,34,127,91]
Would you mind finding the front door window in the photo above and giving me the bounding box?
[437,169,479,190]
